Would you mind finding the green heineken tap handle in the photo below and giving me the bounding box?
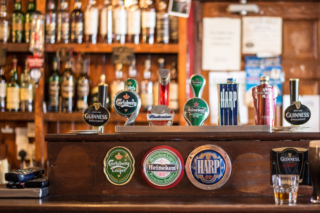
[125,79,138,92]
[190,74,206,98]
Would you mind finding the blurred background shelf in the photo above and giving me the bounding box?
[0,112,34,121]
[0,43,30,52]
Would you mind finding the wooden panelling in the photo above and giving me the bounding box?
[282,60,319,79]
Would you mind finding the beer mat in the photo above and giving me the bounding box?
[273,126,310,133]
[115,125,271,133]
[0,185,48,198]
[68,130,100,134]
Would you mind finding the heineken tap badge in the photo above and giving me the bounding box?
[147,69,175,126]
[113,79,141,126]
[183,74,209,126]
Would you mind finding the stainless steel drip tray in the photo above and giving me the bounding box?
[115,125,271,133]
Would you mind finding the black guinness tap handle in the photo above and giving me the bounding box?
[98,83,108,108]
[289,79,299,104]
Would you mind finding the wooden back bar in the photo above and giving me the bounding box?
[45,132,319,196]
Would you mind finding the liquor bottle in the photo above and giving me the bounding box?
[153,58,164,106]
[169,15,178,43]
[61,61,75,112]
[29,11,44,54]
[85,0,98,44]
[45,0,57,44]
[156,0,169,44]
[140,59,153,112]
[110,64,124,111]
[76,59,90,112]
[11,0,25,43]
[113,0,127,44]
[57,0,69,43]
[252,76,277,126]
[169,62,178,111]
[0,66,6,111]
[141,0,156,44]
[100,0,113,44]
[127,0,140,44]
[25,0,35,43]
[71,0,83,44]
[6,58,20,112]
[48,58,60,112]
[127,55,139,93]
[0,0,9,43]
[20,59,33,112]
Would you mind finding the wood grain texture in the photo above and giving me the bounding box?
[0,112,35,121]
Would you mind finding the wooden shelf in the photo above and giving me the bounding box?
[0,112,34,121]
[43,112,180,123]
[45,43,179,53]
[0,43,30,52]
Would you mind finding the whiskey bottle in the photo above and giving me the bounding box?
[0,66,6,111]
[48,58,60,112]
[110,64,124,111]
[113,0,127,44]
[6,58,20,112]
[85,0,98,44]
[71,0,83,44]
[153,58,164,106]
[57,0,69,43]
[140,59,153,112]
[169,16,178,43]
[100,0,113,44]
[156,0,169,44]
[61,61,75,112]
[0,0,9,43]
[11,0,25,43]
[169,62,178,111]
[45,0,57,44]
[128,55,138,93]
[127,0,140,44]
[76,59,90,112]
[141,0,156,44]
[25,0,35,43]
[20,59,33,112]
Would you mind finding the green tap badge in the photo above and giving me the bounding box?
[113,78,141,126]
[183,75,209,126]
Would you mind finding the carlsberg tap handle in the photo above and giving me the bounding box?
[289,78,299,104]
[125,79,138,92]
[98,83,108,108]
[190,74,206,98]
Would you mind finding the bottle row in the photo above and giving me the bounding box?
[1,0,179,45]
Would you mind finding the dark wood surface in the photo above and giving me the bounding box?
[0,112,35,121]
[0,195,319,213]
[45,132,320,142]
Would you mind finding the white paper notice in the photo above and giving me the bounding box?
[202,18,241,71]
[282,95,319,132]
[209,71,248,125]
[242,17,282,55]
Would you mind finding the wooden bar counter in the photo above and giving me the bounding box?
[2,132,320,212]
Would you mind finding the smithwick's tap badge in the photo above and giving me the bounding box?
[103,146,135,186]
[113,79,141,126]
[141,146,184,189]
[271,147,311,185]
[83,103,110,127]
[186,145,232,190]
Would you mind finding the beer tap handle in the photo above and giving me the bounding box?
[289,78,299,105]
[190,74,206,98]
[98,83,108,108]
[125,79,138,92]
[158,69,170,106]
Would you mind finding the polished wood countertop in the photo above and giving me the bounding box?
[0,196,319,213]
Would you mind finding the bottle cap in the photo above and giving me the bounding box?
[227,78,236,84]
[260,76,269,84]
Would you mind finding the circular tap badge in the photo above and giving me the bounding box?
[186,145,231,190]
[113,91,139,116]
[142,146,184,189]
[103,146,135,186]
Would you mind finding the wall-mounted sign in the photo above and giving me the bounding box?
[103,146,135,186]
[112,47,134,65]
[83,103,110,127]
[186,145,232,190]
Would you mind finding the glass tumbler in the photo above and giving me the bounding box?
[272,174,299,204]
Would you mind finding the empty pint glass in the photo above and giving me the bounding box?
[309,141,320,203]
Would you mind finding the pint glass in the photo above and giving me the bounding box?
[309,141,320,203]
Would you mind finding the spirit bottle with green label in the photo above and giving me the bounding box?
[48,58,60,112]
[0,66,6,111]
[128,55,138,89]
[57,0,69,43]
[127,0,140,44]
[111,64,124,112]
[85,0,98,44]
[113,0,126,44]
[140,0,156,44]
[140,59,153,112]
[11,0,25,43]
[156,0,169,44]
[20,59,33,112]
[0,0,9,43]
[25,0,35,43]
[100,0,113,44]
[76,59,90,112]
[71,0,83,43]
[45,0,57,44]
[6,58,20,112]
[61,61,75,112]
